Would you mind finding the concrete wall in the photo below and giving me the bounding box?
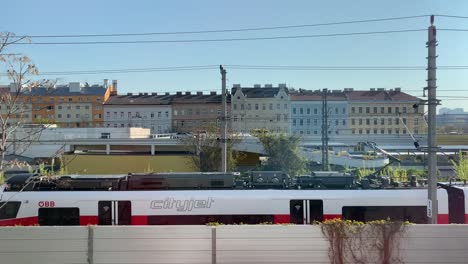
[62,154,197,174]
[0,225,466,264]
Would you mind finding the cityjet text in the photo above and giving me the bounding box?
[150,197,214,211]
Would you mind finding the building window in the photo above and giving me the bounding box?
[262,104,266,110]
[76,105,80,110]
[396,129,400,134]
[388,129,392,134]
[277,104,280,110]
[307,108,310,114]
[300,108,303,114]
[388,118,392,125]
[373,107,377,114]
[307,119,310,125]
[374,129,378,134]
[247,104,251,110]
[414,118,419,126]
[352,129,355,134]
[381,129,385,134]
[342,108,346,114]
[381,118,384,125]
[233,104,237,110]
[277,114,281,122]
[255,104,259,110]
[366,107,370,114]
[395,118,400,125]
[284,114,288,121]
[241,104,244,110]
[366,119,370,125]
[293,119,296,126]
[402,118,407,125]
[293,108,297,114]
[150,112,154,118]
[314,130,318,134]
[300,119,303,126]
[342,120,346,126]
[388,107,392,113]
[58,105,62,110]
[106,112,110,119]
[373,118,378,125]
[351,107,355,114]
[366,129,370,134]
[68,98,72,102]
[67,114,71,118]
[403,107,407,113]
[414,129,419,134]
[76,114,80,118]
[396,107,400,114]
[335,108,338,114]
[359,119,363,125]
[314,108,318,114]
[351,119,355,125]
[359,129,363,134]
[269,103,273,110]
[58,114,62,118]
[381,107,385,114]
[284,104,288,110]
[359,107,363,114]
[314,119,318,125]
[335,120,339,126]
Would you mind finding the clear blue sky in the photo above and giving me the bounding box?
[2,0,468,111]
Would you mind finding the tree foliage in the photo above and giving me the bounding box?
[451,151,468,181]
[180,122,243,172]
[256,133,306,177]
[0,32,51,172]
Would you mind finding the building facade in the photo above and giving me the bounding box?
[171,91,229,133]
[346,88,425,136]
[290,90,349,137]
[104,93,172,133]
[17,80,113,128]
[231,84,290,134]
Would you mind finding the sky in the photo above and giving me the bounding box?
[1,0,468,111]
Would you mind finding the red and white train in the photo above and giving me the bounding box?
[1,185,467,226]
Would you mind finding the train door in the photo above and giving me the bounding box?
[290,200,323,224]
[98,201,132,225]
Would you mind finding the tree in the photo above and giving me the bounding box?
[451,151,468,183]
[180,122,242,172]
[0,32,50,173]
[256,133,306,177]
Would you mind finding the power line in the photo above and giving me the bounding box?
[12,15,430,39]
[435,15,468,19]
[13,29,427,45]
[439,28,468,32]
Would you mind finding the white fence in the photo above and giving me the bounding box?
[0,225,467,264]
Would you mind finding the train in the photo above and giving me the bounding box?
[0,172,467,226]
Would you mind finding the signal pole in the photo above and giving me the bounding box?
[220,65,227,173]
[427,15,438,224]
[321,88,330,171]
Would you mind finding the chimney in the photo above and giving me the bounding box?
[9,82,18,93]
[185,91,191,95]
[395,87,401,92]
[165,92,170,96]
[278,83,286,88]
[254,84,261,88]
[233,84,241,88]
[197,91,203,95]
[377,88,385,91]
[210,91,217,95]
[103,79,110,88]
[265,84,273,88]
[144,92,148,96]
[370,88,376,92]
[332,90,341,93]
[151,92,158,96]
[176,91,182,96]
[69,82,82,93]
[112,79,117,90]
[138,92,143,96]
[127,92,133,96]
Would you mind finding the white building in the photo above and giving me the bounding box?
[103,93,172,133]
[290,90,350,137]
[231,84,290,134]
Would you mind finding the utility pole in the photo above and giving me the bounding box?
[220,65,227,173]
[427,15,438,224]
[321,88,329,171]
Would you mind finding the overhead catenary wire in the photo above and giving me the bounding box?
[12,29,428,45]
[11,15,431,39]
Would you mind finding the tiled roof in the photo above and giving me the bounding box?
[290,91,347,101]
[104,94,172,105]
[344,90,420,102]
[23,86,108,96]
[231,87,288,98]
[104,93,230,105]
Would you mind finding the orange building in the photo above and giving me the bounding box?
[20,80,115,128]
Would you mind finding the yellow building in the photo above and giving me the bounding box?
[347,88,425,136]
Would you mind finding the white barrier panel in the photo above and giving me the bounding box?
[0,226,88,264]
[0,225,468,264]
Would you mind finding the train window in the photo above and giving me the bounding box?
[38,208,80,226]
[148,215,274,225]
[0,202,21,220]
[342,206,427,224]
